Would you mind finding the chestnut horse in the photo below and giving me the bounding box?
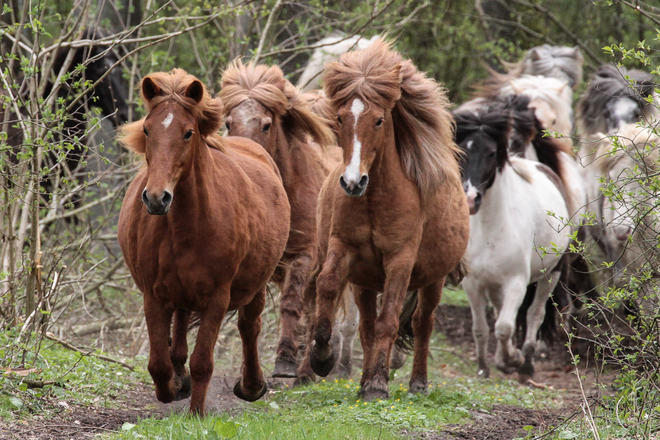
[117,69,290,414]
[310,40,470,400]
[219,61,336,383]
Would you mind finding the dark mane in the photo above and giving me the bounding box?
[577,64,656,136]
[119,68,225,154]
[219,60,334,149]
[453,105,511,172]
[323,38,462,203]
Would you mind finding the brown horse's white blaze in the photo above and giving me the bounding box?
[339,98,370,196]
[118,69,290,415]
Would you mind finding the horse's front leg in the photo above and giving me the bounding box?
[170,309,192,400]
[144,295,176,403]
[354,286,377,391]
[518,268,561,383]
[296,278,318,385]
[360,253,414,401]
[409,280,444,394]
[331,286,359,379]
[273,253,314,378]
[310,239,348,377]
[234,286,268,401]
[464,281,491,378]
[189,290,230,415]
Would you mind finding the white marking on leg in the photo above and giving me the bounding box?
[343,99,365,184]
[162,112,174,129]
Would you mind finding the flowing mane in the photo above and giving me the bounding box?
[219,60,334,149]
[577,64,657,136]
[504,45,583,89]
[595,123,660,175]
[323,38,462,203]
[453,106,511,173]
[119,68,225,154]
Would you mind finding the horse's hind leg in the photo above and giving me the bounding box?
[189,293,229,415]
[296,279,317,386]
[170,309,192,400]
[354,287,377,392]
[518,271,561,383]
[493,279,527,374]
[144,295,177,404]
[331,286,359,379]
[409,281,443,394]
[274,254,313,378]
[234,287,268,402]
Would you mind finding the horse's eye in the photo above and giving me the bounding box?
[375,118,384,127]
[184,130,193,140]
[143,127,148,137]
[337,115,342,125]
[225,121,231,132]
[262,122,271,133]
[552,119,557,126]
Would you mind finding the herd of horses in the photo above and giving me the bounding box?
[9,33,657,415]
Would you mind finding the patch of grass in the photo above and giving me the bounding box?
[441,287,469,307]
[0,330,150,420]
[109,374,559,440]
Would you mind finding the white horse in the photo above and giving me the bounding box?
[591,123,660,281]
[504,45,583,91]
[297,34,379,92]
[454,105,570,382]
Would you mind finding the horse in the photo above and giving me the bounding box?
[454,102,570,382]
[576,64,657,143]
[309,39,470,400]
[591,123,660,282]
[296,34,380,92]
[504,45,583,90]
[117,69,290,415]
[218,60,337,384]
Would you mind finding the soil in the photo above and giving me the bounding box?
[0,304,615,440]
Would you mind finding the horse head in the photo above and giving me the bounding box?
[454,107,511,214]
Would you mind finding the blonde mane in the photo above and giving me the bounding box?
[219,60,334,149]
[323,38,462,203]
[119,68,225,154]
[595,123,660,175]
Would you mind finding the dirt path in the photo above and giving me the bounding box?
[0,304,613,440]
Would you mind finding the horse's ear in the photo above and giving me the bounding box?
[529,48,541,62]
[556,80,569,94]
[142,77,160,102]
[510,81,524,95]
[571,46,583,60]
[185,80,204,104]
[393,64,403,83]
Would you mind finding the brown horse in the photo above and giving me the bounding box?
[117,69,290,415]
[310,40,470,400]
[219,61,337,383]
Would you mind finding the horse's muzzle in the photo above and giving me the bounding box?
[142,188,173,215]
[339,174,369,197]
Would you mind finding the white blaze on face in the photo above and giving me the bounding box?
[162,112,174,129]
[343,98,365,185]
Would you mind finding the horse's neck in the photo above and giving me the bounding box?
[473,166,519,228]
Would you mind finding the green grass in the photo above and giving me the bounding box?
[0,330,150,419]
[441,287,470,307]
[106,342,559,440]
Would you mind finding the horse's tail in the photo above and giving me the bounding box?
[395,290,418,353]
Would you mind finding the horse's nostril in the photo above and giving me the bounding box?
[142,188,149,206]
[339,175,348,190]
[358,174,369,189]
[162,191,173,205]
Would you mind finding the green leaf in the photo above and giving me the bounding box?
[121,422,135,431]
[9,396,23,409]
[214,420,238,438]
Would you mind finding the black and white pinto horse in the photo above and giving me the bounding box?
[454,103,570,382]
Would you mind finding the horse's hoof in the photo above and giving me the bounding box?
[309,341,335,377]
[389,350,407,370]
[174,373,192,401]
[293,374,315,387]
[233,380,268,402]
[331,364,351,380]
[272,358,298,378]
[359,385,390,401]
[477,368,490,379]
[409,378,428,395]
[517,359,534,383]
[496,363,517,375]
